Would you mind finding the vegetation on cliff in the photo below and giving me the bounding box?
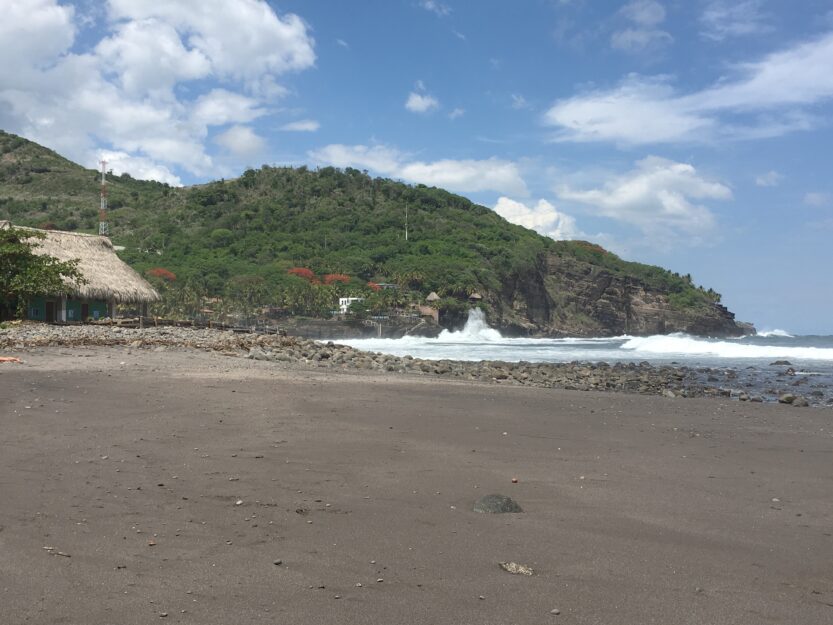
[0,130,722,325]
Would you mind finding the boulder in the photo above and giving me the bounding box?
[473,494,523,514]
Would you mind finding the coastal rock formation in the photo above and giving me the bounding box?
[495,252,749,337]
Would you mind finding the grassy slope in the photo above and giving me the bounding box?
[0,130,717,309]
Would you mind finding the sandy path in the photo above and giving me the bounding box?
[1,347,831,624]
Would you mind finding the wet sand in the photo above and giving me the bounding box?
[1,347,832,624]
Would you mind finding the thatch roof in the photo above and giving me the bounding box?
[1,221,160,303]
[426,291,440,302]
[468,292,482,300]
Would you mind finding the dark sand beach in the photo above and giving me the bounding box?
[1,347,832,624]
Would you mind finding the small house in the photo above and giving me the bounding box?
[338,297,365,314]
[1,221,160,322]
[426,291,440,303]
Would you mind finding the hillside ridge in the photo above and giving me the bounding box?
[0,130,750,337]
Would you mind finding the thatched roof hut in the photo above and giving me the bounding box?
[468,292,482,301]
[1,221,159,303]
[426,291,440,302]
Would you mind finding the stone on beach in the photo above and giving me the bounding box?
[473,494,523,514]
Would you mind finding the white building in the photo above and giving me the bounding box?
[338,297,365,314]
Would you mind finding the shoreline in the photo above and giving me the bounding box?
[1,323,828,407]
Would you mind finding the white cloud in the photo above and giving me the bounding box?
[611,28,673,52]
[611,0,672,53]
[308,144,403,175]
[545,32,833,144]
[279,119,320,132]
[448,107,465,119]
[510,94,529,110]
[621,0,665,26]
[336,39,349,49]
[0,0,75,73]
[214,125,266,157]
[0,0,316,183]
[399,158,528,196]
[406,91,440,114]
[419,1,451,17]
[192,89,265,126]
[98,149,182,186]
[106,0,316,86]
[494,197,579,240]
[700,1,773,42]
[95,18,211,95]
[755,170,783,187]
[309,144,528,196]
[556,156,731,242]
[804,192,830,207]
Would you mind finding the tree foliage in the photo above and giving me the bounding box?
[0,129,723,318]
[0,227,85,318]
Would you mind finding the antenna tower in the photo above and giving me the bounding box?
[98,160,109,236]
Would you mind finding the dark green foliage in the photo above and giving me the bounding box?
[0,227,85,319]
[0,131,720,315]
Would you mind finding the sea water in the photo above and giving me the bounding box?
[335,309,833,405]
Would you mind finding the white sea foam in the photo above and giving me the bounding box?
[621,334,833,361]
[436,308,503,342]
[334,311,833,364]
[757,329,795,338]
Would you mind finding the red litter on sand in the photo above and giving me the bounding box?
[511,478,519,483]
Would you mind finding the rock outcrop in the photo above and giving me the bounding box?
[494,252,750,337]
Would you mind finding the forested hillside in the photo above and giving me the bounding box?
[0,130,741,335]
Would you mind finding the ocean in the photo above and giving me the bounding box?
[334,310,833,406]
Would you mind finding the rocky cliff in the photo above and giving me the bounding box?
[493,252,751,338]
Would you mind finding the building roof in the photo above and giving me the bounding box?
[469,292,482,300]
[426,291,440,302]
[1,221,160,303]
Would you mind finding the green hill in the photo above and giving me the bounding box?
[0,130,743,336]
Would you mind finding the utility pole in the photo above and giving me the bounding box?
[405,203,409,242]
[98,160,109,236]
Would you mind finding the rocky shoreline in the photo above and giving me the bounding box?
[0,323,821,406]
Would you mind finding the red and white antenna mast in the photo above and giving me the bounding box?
[98,160,109,236]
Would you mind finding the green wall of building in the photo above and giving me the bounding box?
[27,296,109,322]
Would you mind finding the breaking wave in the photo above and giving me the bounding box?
[333,310,833,364]
[621,334,833,361]
[757,329,795,338]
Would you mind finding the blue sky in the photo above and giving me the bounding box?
[2,0,832,333]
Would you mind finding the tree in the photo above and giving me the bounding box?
[0,227,85,319]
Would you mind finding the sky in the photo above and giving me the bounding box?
[1,0,832,334]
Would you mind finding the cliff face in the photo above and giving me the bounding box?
[494,253,748,338]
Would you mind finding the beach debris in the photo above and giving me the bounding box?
[43,546,71,557]
[147,539,156,546]
[511,477,518,483]
[273,559,283,566]
[473,494,523,514]
[499,561,534,575]
[0,356,22,363]
[550,608,561,615]
[235,499,243,506]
